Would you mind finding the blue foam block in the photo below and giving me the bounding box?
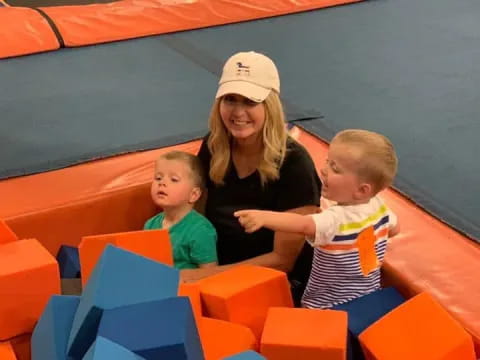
[57,245,81,278]
[224,350,266,359]
[31,295,80,360]
[83,337,146,360]
[97,296,204,360]
[333,287,405,360]
[67,245,179,359]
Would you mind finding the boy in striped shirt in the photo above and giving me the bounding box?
[235,129,400,308]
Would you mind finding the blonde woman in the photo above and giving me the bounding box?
[182,51,321,304]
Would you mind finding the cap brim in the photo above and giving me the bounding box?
[215,81,271,103]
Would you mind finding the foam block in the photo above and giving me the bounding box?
[0,342,17,359]
[97,296,203,359]
[9,333,31,360]
[83,337,145,360]
[359,292,476,360]
[0,238,61,339]
[57,245,81,278]
[333,287,405,360]
[199,317,257,360]
[79,229,172,285]
[0,219,17,244]
[67,245,179,359]
[224,350,265,359]
[199,265,293,340]
[178,282,202,323]
[31,295,80,360]
[260,307,348,360]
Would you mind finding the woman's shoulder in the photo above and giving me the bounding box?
[283,137,316,168]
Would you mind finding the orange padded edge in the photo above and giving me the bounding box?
[0,342,17,360]
[359,292,476,360]
[261,307,347,360]
[0,8,59,59]
[40,0,363,47]
[8,333,31,360]
[79,229,172,286]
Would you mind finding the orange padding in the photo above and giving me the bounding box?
[1,128,479,355]
[0,8,59,59]
[40,0,363,47]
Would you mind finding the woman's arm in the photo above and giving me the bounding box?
[180,205,317,281]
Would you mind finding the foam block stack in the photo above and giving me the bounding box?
[260,307,348,360]
[79,229,172,285]
[199,265,293,340]
[359,292,476,360]
[333,287,405,359]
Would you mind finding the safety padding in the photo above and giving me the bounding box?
[0,342,16,360]
[0,8,59,59]
[40,0,362,47]
[0,239,60,340]
[199,317,257,360]
[79,229,172,286]
[67,245,179,359]
[260,307,348,360]
[224,350,265,359]
[57,245,81,278]
[359,292,476,360]
[178,282,202,323]
[333,287,405,360]
[198,265,293,340]
[0,219,17,245]
[31,295,80,360]
[97,297,204,359]
[83,337,145,360]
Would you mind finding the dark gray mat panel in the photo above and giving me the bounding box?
[161,0,480,240]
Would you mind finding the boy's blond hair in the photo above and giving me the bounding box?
[207,91,288,186]
[158,151,206,189]
[333,129,398,193]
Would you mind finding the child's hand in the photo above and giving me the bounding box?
[234,210,265,233]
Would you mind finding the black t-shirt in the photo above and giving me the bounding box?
[197,135,321,284]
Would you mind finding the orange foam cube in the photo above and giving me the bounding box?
[199,317,257,360]
[178,282,203,323]
[0,239,60,339]
[359,292,476,360]
[260,307,347,360]
[79,229,172,285]
[198,265,293,340]
[0,219,17,245]
[0,341,17,359]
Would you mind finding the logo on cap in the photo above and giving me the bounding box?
[236,62,250,76]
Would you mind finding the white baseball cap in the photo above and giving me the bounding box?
[215,51,280,103]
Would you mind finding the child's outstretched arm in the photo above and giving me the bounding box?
[234,210,316,238]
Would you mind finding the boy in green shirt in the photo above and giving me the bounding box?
[144,151,217,269]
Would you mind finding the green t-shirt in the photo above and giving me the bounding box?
[144,210,217,269]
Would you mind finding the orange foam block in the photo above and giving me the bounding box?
[79,229,172,286]
[260,307,347,360]
[0,341,17,359]
[199,317,257,360]
[0,239,60,340]
[178,282,203,323]
[0,219,17,245]
[198,265,293,340]
[359,292,476,360]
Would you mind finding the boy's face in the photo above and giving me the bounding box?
[320,141,370,205]
[151,159,200,210]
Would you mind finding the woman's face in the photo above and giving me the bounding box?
[219,94,266,142]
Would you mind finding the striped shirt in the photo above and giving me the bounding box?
[302,196,397,309]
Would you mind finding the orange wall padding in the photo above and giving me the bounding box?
[0,8,59,59]
[40,0,363,47]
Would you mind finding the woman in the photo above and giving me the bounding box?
[182,51,321,302]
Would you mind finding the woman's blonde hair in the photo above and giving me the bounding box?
[333,129,398,193]
[207,91,288,186]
